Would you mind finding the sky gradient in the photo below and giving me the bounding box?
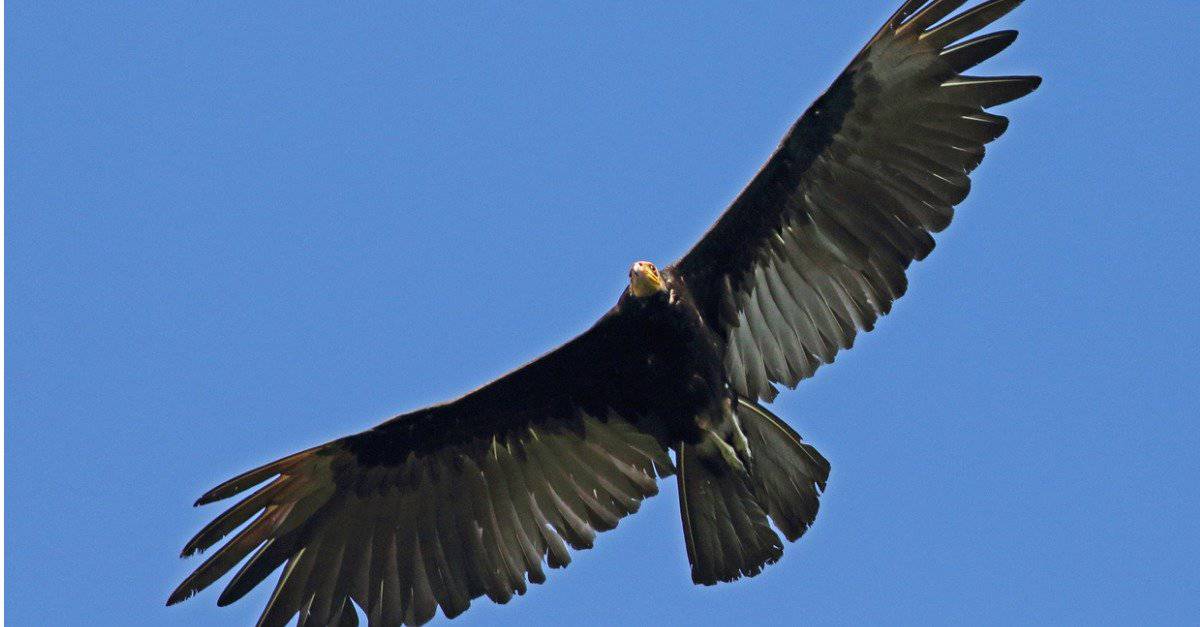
[8,1,1200,625]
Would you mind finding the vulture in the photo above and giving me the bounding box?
[169,1,1040,624]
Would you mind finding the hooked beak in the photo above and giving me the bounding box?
[628,262,665,297]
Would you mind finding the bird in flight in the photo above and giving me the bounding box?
[170,1,1040,625]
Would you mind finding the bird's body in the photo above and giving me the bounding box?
[171,2,1041,625]
[347,266,727,465]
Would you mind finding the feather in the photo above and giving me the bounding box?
[921,0,1024,48]
[900,0,970,35]
[940,30,1019,72]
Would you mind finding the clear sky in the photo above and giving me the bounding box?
[8,1,1200,625]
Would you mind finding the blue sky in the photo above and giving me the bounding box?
[8,1,1200,625]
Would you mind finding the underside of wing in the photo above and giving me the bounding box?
[675,0,1040,401]
[169,316,674,626]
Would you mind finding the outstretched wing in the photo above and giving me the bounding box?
[674,0,1040,401]
[169,311,674,627]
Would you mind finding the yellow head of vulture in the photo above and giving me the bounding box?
[628,261,666,298]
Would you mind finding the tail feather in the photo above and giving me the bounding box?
[677,442,782,585]
[675,399,830,586]
[738,399,830,542]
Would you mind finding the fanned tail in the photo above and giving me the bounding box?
[677,439,783,585]
[676,398,830,585]
[738,399,830,542]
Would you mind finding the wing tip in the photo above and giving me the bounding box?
[165,584,196,607]
[1000,74,1043,104]
[194,479,261,508]
[193,444,330,507]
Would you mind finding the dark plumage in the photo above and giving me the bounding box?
[170,1,1040,625]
